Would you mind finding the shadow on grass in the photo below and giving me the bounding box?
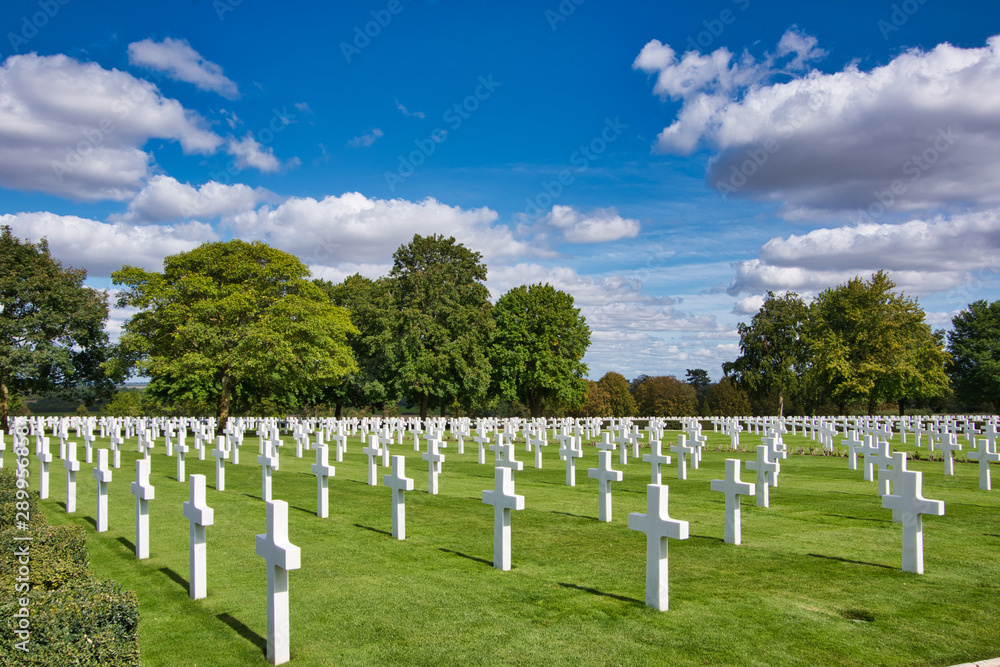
[242,493,263,501]
[439,548,492,566]
[807,553,894,569]
[291,505,316,516]
[822,513,893,523]
[828,491,874,498]
[344,479,370,486]
[159,566,189,592]
[55,501,66,510]
[354,523,392,537]
[691,534,724,543]
[985,534,1000,539]
[551,510,595,520]
[116,536,136,553]
[83,516,97,529]
[217,612,266,657]
[558,582,642,605]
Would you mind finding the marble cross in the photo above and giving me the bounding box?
[881,468,944,574]
[383,455,414,540]
[362,435,383,486]
[422,437,445,495]
[63,440,80,513]
[37,437,52,500]
[670,434,694,481]
[588,449,623,522]
[311,444,336,518]
[558,435,582,486]
[745,445,778,507]
[212,436,228,491]
[131,458,155,559]
[183,474,214,600]
[642,437,671,485]
[482,466,525,571]
[93,448,112,532]
[256,500,301,665]
[259,444,279,502]
[968,437,1000,491]
[628,484,689,611]
[710,459,755,545]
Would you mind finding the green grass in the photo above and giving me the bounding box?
[32,430,1000,666]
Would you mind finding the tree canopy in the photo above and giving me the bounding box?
[634,375,697,416]
[0,226,111,431]
[947,299,1000,412]
[597,371,635,417]
[491,283,590,417]
[111,240,357,430]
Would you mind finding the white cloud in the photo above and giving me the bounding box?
[728,210,1000,296]
[0,211,217,277]
[127,37,240,99]
[111,175,276,224]
[395,100,425,119]
[732,294,765,315]
[347,128,384,148]
[226,192,537,267]
[226,132,293,173]
[637,32,1000,214]
[0,53,222,201]
[540,205,640,243]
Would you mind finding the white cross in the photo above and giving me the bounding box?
[256,500,301,665]
[968,437,1000,491]
[528,433,547,469]
[558,435,582,486]
[495,440,524,473]
[938,433,962,476]
[422,436,446,494]
[93,448,112,532]
[63,441,80,514]
[383,455,414,540]
[37,437,52,500]
[745,445,778,507]
[183,473,214,599]
[130,458,155,559]
[482,466,525,571]
[842,430,864,471]
[628,484,689,611]
[868,441,894,495]
[362,435,383,486]
[378,428,395,467]
[711,459,755,545]
[642,437,672,485]
[212,436,228,491]
[588,450,623,522]
[472,430,491,465]
[878,452,909,522]
[670,434,694,481]
[881,468,944,574]
[311,444,336,518]
[258,444,279,503]
[595,432,615,453]
[615,428,632,465]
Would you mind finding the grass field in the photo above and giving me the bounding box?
[31,428,1000,666]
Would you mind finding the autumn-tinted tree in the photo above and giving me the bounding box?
[947,299,1000,412]
[707,377,752,416]
[111,240,358,431]
[0,226,112,431]
[491,283,590,417]
[571,380,611,418]
[633,375,698,416]
[725,291,811,416]
[808,271,949,415]
[389,234,494,418]
[597,372,635,417]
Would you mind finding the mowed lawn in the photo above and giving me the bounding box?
[35,429,1000,666]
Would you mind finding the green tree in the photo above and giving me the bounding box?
[491,283,590,417]
[321,274,400,415]
[389,234,494,418]
[808,271,949,415]
[0,226,112,431]
[947,299,1000,412]
[685,369,711,402]
[724,291,811,416]
[634,375,698,416]
[571,380,611,417]
[111,240,358,431]
[707,377,752,416]
[597,372,636,417]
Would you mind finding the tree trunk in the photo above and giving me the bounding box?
[837,402,846,416]
[1,381,9,434]
[335,403,343,418]
[420,394,428,420]
[898,399,906,417]
[440,402,446,418]
[778,392,784,418]
[217,373,231,435]
[528,393,540,419]
[867,395,877,416]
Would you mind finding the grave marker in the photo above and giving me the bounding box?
[482,466,525,571]
[628,484,689,611]
[130,458,155,559]
[968,437,1000,491]
[183,474,214,600]
[383,455,414,540]
[311,444,335,518]
[881,468,944,574]
[710,459,756,545]
[63,441,80,513]
[256,500,301,665]
[93,448,112,532]
[588,450,623,522]
[745,445,777,507]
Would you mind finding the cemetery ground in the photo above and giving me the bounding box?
[35,430,999,666]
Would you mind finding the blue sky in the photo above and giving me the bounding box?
[3,0,1000,381]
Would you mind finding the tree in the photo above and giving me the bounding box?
[597,372,636,417]
[389,234,494,419]
[111,240,358,431]
[808,271,949,415]
[491,283,590,417]
[321,274,399,415]
[634,375,698,416]
[571,380,611,417]
[0,226,112,431]
[685,369,711,402]
[947,300,1000,412]
[706,377,751,416]
[724,291,810,416]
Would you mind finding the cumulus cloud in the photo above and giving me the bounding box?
[225,132,294,173]
[728,210,1000,296]
[110,175,276,224]
[636,32,1000,214]
[128,37,240,99]
[539,205,640,243]
[732,294,765,315]
[0,53,222,201]
[0,211,217,277]
[226,192,537,266]
[395,100,425,119]
[347,128,384,147]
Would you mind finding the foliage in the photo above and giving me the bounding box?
[808,271,949,415]
[706,377,752,416]
[597,372,635,417]
[947,299,1000,412]
[724,291,811,416]
[571,380,611,417]
[633,375,698,416]
[389,235,494,418]
[491,283,590,417]
[111,240,358,431]
[0,226,112,432]
[685,369,711,402]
